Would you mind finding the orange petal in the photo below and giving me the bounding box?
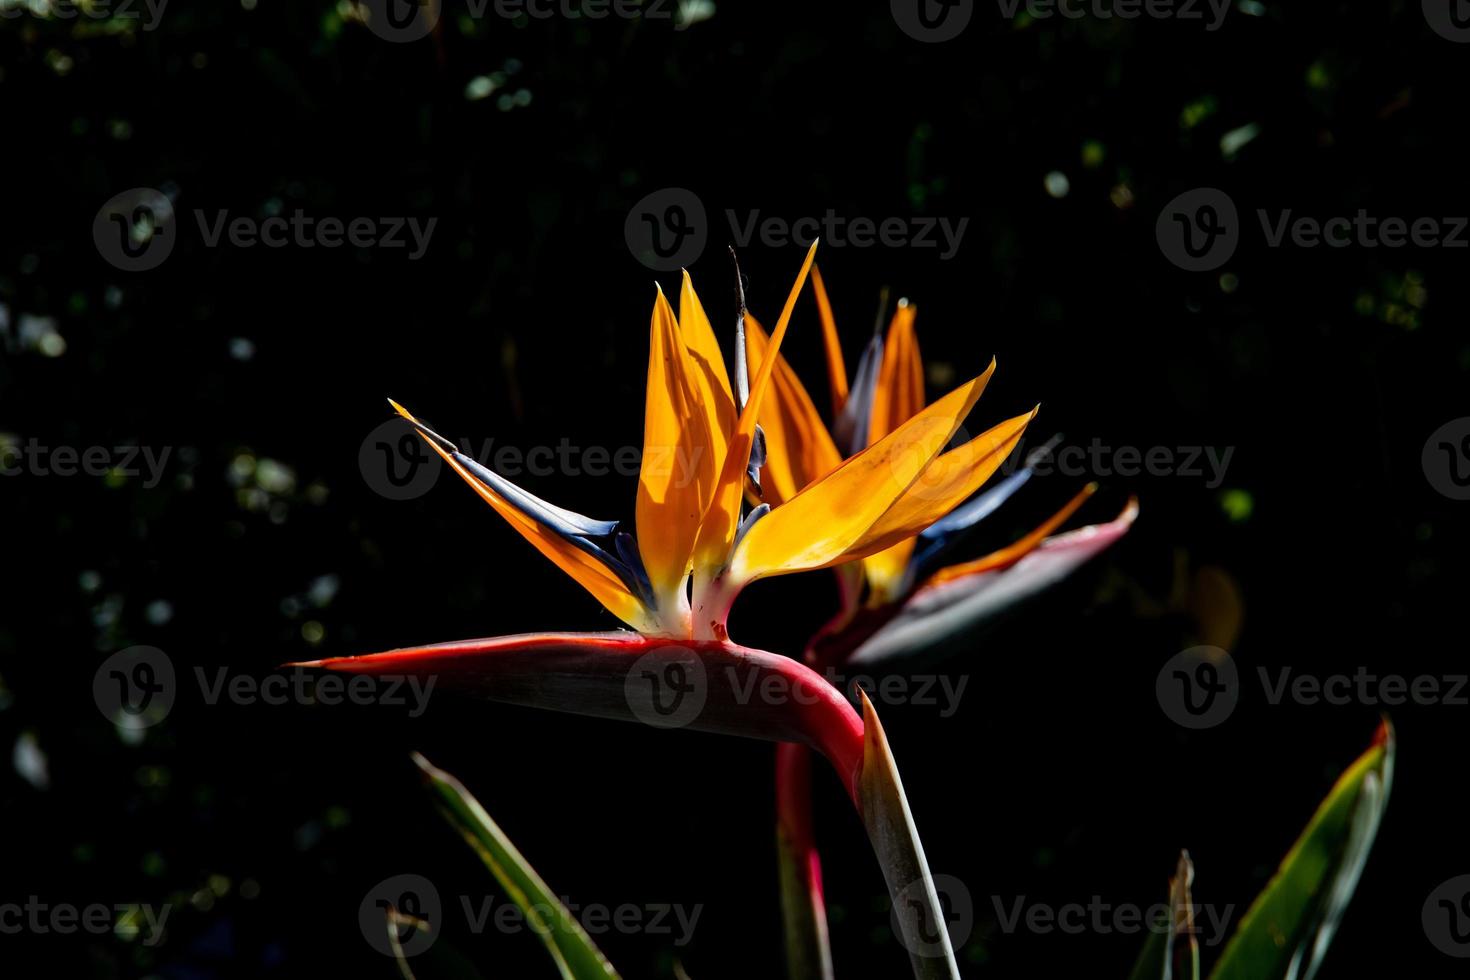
[856,406,1037,558]
[729,361,995,583]
[866,301,924,445]
[679,270,734,402]
[810,264,848,418]
[636,286,714,623]
[680,272,736,511]
[745,314,844,505]
[387,401,655,632]
[691,241,819,578]
[925,482,1099,587]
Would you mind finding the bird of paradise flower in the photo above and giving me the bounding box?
[296,242,1131,979]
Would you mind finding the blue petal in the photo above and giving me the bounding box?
[833,331,884,455]
[735,502,770,548]
[402,415,652,604]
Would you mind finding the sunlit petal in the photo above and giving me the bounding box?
[855,406,1037,577]
[678,274,736,514]
[809,264,848,418]
[692,241,819,580]
[636,286,714,625]
[729,362,995,582]
[866,301,924,445]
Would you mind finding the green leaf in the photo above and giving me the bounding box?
[855,692,961,980]
[1127,850,1200,980]
[413,752,622,980]
[1208,721,1395,980]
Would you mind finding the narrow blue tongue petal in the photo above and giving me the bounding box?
[833,331,884,455]
[401,415,652,605]
[734,502,770,549]
[746,423,767,492]
[452,451,618,540]
[905,435,1061,584]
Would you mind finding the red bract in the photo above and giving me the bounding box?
[300,632,865,799]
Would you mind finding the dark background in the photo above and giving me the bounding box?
[1,1,1466,976]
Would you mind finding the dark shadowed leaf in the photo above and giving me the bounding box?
[1208,722,1394,980]
[414,752,621,980]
